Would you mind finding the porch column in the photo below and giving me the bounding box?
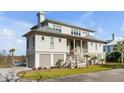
[80,40,83,57]
[51,54,54,66]
[73,39,75,53]
[80,40,82,50]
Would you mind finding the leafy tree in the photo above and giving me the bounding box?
[114,40,124,63]
[106,52,121,63]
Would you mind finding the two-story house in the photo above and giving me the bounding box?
[23,12,106,69]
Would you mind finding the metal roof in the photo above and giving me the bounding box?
[46,19,95,32]
[24,26,106,43]
[31,19,95,32]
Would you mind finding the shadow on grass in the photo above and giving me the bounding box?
[99,63,124,69]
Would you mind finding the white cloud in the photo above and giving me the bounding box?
[0,15,33,55]
[17,38,25,44]
[98,27,104,34]
[120,22,124,32]
[0,28,16,39]
[0,16,33,28]
[80,11,95,20]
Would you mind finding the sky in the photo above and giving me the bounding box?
[0,11,124,55]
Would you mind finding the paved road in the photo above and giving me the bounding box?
[0,67,31,82]
[42,69,124,82]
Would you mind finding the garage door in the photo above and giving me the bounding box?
[53,54,64,66]
[39,54,51,68]
[27,54,35,68]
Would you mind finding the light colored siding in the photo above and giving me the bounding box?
[48,22,92,37]
[39,54,51,68]
[27,35,35,54]
[88,42,103,53]
[35,35,67,53]
[53,54,64,66]
[27,54,35,68]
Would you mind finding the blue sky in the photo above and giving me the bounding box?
[0,11,124,55]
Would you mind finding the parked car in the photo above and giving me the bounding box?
[12,61,26,66]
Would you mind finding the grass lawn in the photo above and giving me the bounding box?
[17,63,124,80]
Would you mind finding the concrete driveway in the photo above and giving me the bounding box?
[42,69,124,82]
[0,67,31,82]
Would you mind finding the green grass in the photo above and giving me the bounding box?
[17,63,124,80]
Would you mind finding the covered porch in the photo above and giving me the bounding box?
[67,39,88,54]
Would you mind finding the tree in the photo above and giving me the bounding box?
[84,54,90,66]
[91,56,98,64]
[9,49,15,63]
[21,55,26,63]
[114,41,124,63]
[0,51,3,64]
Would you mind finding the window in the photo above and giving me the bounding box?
[50,38,54,49]
[27,39,29,49]
[108,46,110,52]
[95,43,97,51]
[79,31,81,36]
[33,36,35,47]
[71,31,73,35]
[53,24,62,32]
[59,38,61,42]
[91,42,93,46]
[41,36,44,40]
[99,44,101,46]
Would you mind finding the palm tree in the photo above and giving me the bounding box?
[99,58,105,64]
[84,54,90,66]
[91,56,98,65]
[114,40,124,63]
[9,49,15,63]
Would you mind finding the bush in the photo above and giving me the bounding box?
[43,67,47,69]
[37,67,42,70]
[50,66,57,69]
[56,59,63,68]
[32,67,36,70]
[106,52,121,63]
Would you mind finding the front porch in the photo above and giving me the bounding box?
[67,39,88,54]
[63,39,106,68]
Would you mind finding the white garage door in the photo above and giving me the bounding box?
[39,54,51,68]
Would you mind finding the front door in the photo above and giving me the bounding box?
[70,40,74,52]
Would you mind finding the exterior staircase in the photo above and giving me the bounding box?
[63,48,87,69]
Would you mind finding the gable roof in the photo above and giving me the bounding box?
[31,19,95,32]
[24,26,106,44]
[105,37,124,46]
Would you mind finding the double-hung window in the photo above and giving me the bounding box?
[50,37,54,49]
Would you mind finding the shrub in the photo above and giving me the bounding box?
[50,66,57,69]
[32,67,36,70]
[106,52,121,63]
[43,67,47,69]
[37,67,42,70]
[56,59,63,68]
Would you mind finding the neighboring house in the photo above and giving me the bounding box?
[104,34,124,52]
[23,12,106,68]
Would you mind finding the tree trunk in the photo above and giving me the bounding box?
[121,52,123,63]
[12,52,14,64]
